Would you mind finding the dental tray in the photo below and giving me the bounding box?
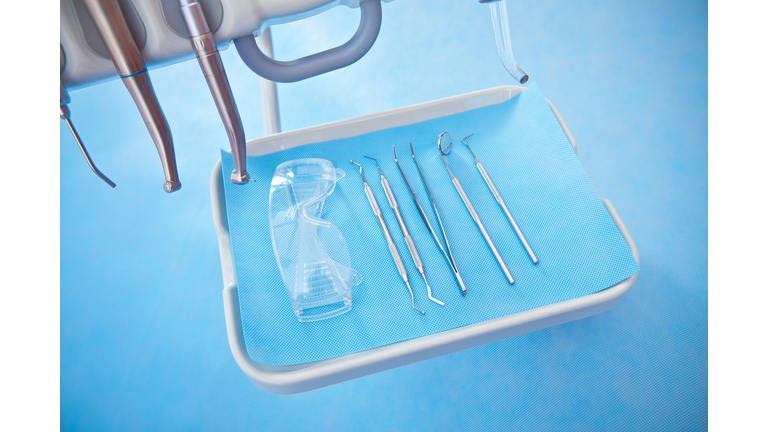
[210,85,640,394]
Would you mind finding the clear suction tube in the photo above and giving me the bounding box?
[488,0,529,84]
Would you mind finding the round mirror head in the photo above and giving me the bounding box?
[438,132,453,155]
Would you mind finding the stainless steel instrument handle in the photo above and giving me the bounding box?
[364,183,408,282]
[476,161,538,264]
[452,177,515,284]
[381,176,424,272]
[476,162,503,206]
[381,175,398,214]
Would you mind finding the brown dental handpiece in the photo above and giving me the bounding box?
[81,0,181,192]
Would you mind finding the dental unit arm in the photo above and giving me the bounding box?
[59,0,526,192]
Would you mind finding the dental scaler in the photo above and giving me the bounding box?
[60,45,115,188]
[364,156,445,306]
[178,0,249,184]
[60,81,116,188]
[81,0,181,193]
[350,160,424,314]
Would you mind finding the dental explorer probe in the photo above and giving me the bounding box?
[350,160,424,314]
[364,156,445,306]
[81,0,181,193]
[438,132,515,284]
[178,0,249,184]
[394,145,467,294]
[410,142,468,295]
[462,134,538,264]
[60,80,116,188]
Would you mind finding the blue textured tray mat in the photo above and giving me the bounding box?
[220,83,640,366]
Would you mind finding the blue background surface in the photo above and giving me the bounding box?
[60,0,707,430]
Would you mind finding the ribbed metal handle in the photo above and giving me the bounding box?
[364,183,408,281]
[382,176,424,272]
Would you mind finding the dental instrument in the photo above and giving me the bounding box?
[81,0,181,193]
[178,0,249,185]
[438,132,515,284]
[350,160,424,314]
[480,0,528,84]
[364,156,445,306]
[462,134,538,264]
[60,45,115,188]
[394,145,467,294]
[60,81,116,188]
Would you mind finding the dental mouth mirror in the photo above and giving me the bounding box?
[438,132,515,284]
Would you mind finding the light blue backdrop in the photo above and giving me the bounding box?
[60,0,707,430]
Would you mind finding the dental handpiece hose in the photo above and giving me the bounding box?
[178,0,249,184]
[81,0,181,192]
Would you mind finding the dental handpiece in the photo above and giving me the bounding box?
[462,134,537,264]
[350,160,424,314]
[365,156,445,306]
[439,134,515,284]
[178,0,249,184]
[81,0,181,193]
[395,145,467,294]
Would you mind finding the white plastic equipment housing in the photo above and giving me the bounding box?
[210,85,640,394]
[60,0,393,89]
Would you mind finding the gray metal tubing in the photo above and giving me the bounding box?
[233,0,382,83]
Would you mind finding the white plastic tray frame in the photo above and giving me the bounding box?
[210,86,640,394]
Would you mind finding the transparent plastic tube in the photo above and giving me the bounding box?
[490,0,529,83]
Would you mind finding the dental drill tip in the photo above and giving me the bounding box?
[405,280,425,314]
[364,155,377,161]
[230,170,250,184]
[392,145,398,162]
[462,133,474,141]
[421,273,445,306]
[163,181,182,193]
